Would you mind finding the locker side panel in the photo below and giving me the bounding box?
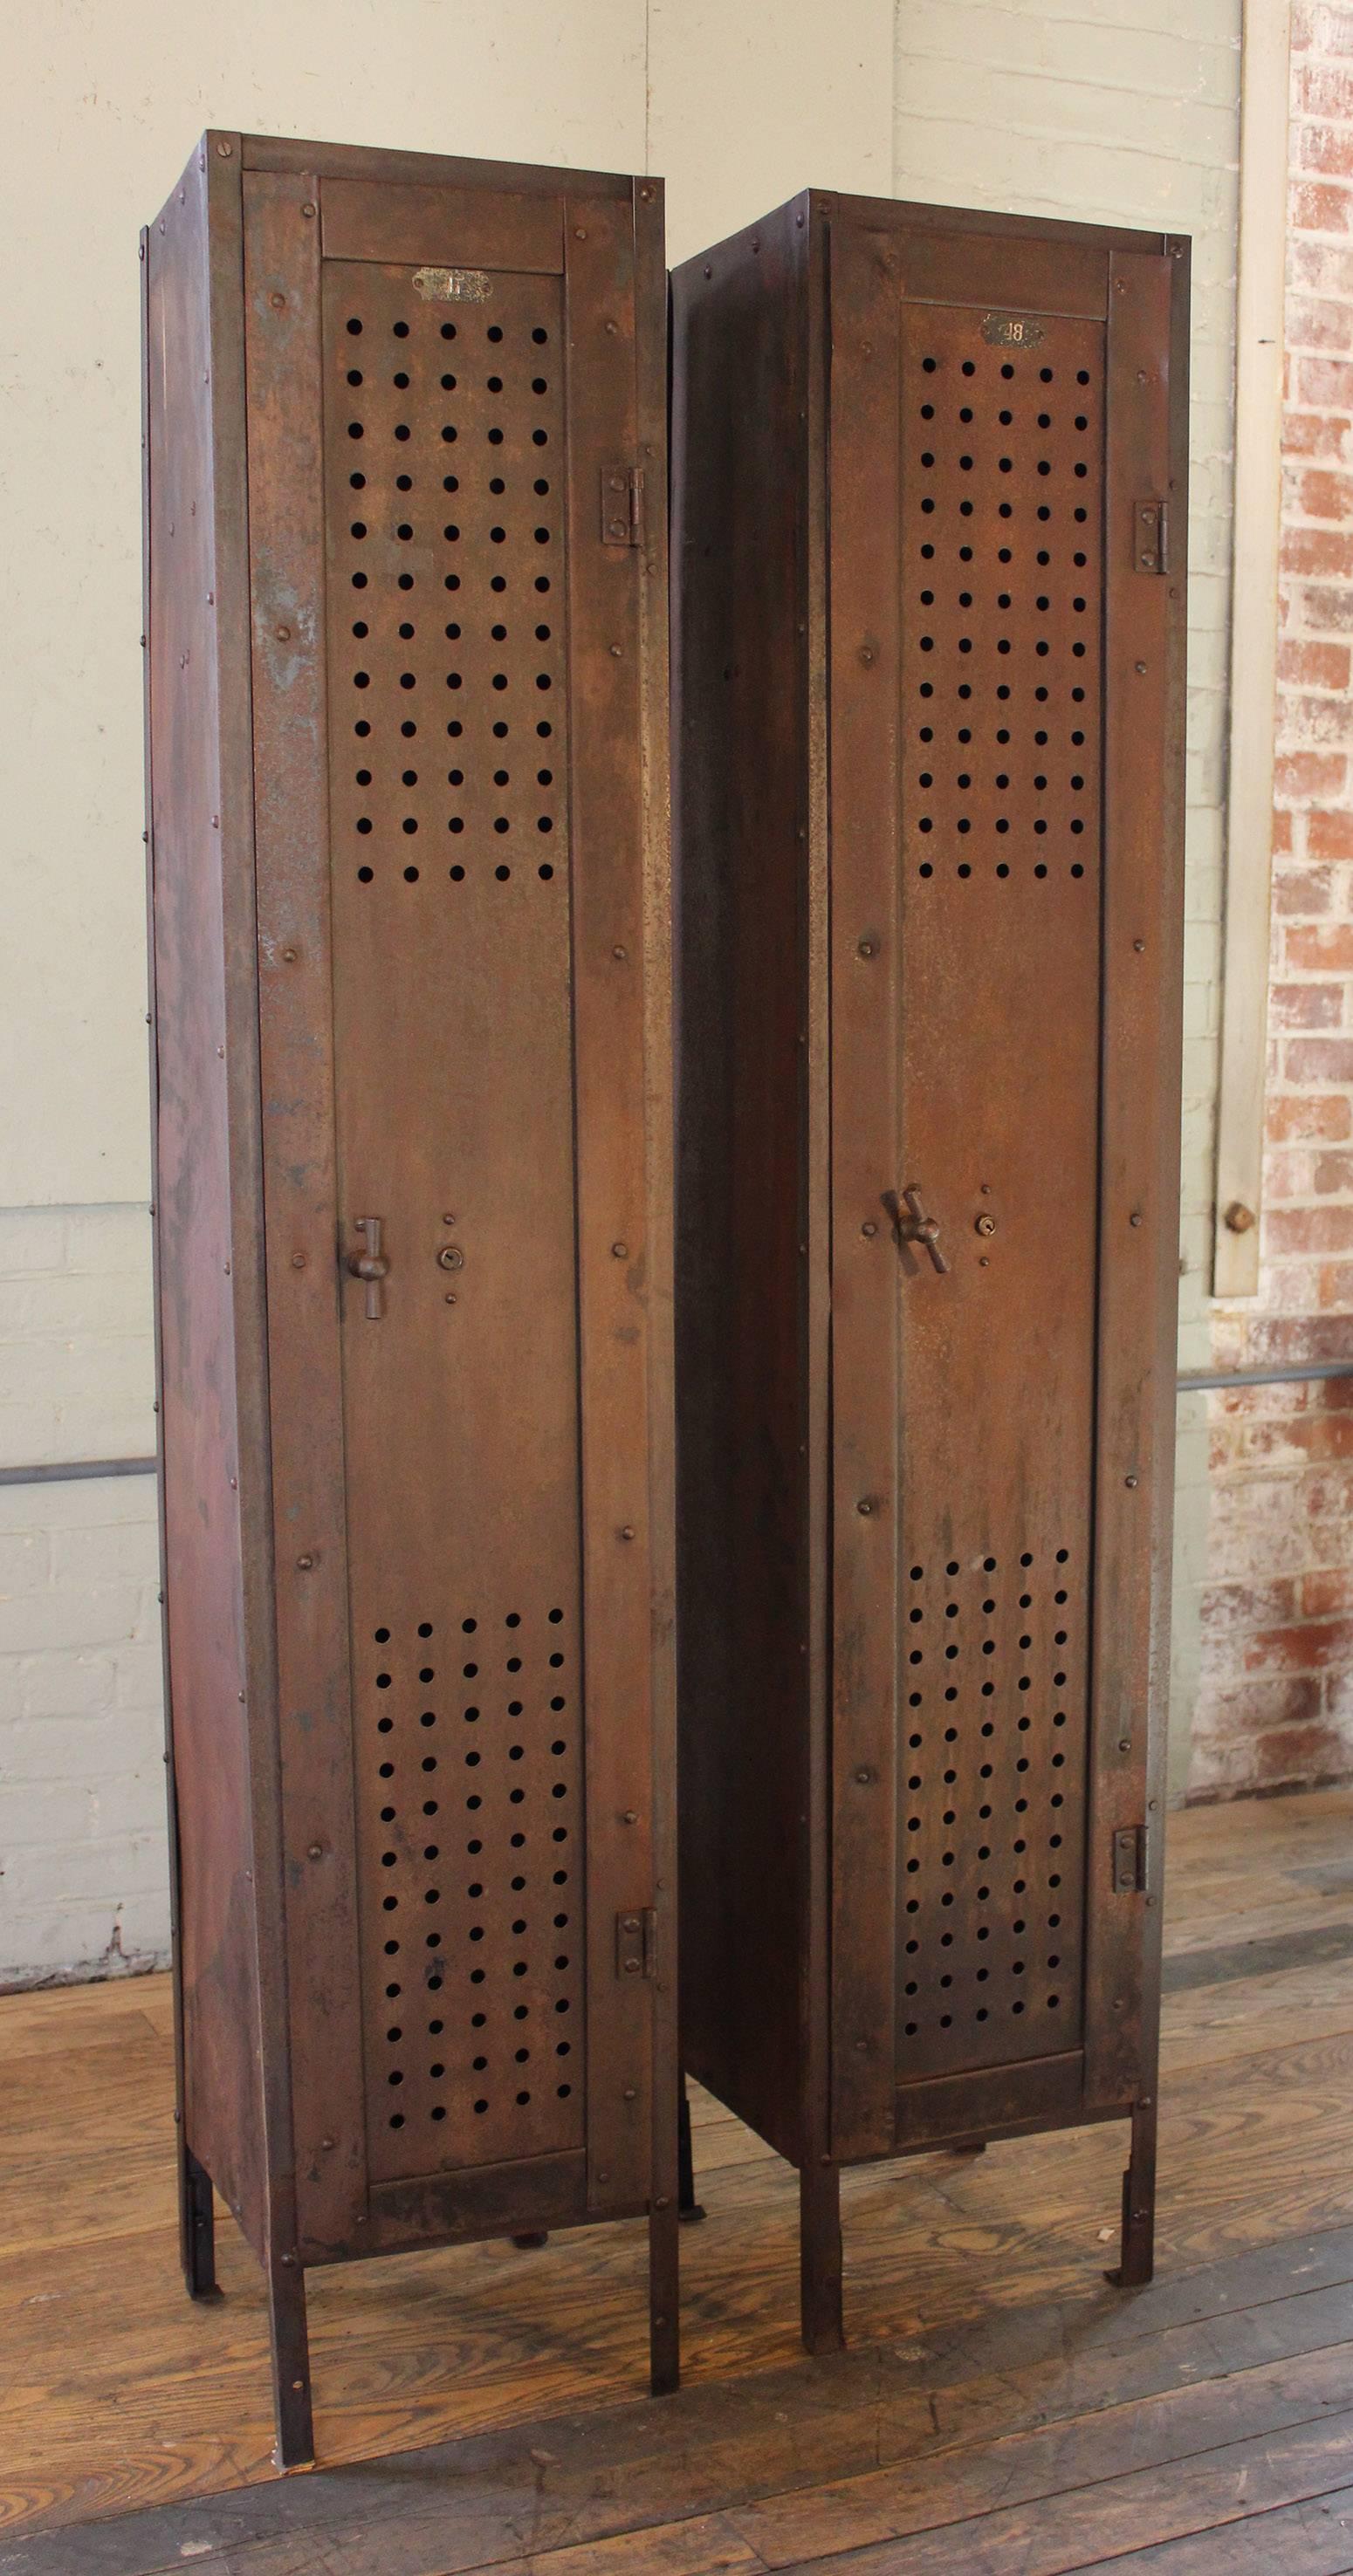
[146,142,275,2259]
[672,206,815,2167]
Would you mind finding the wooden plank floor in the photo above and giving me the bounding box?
[4,1790,1353,2573]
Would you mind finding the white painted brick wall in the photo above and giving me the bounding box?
[0,1204,165,1986]
[894,0,1241,1798]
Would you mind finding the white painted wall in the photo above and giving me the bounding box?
[0,0,1238,1982]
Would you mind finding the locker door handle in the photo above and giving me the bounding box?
[897,1186,948,1275]
[346,1215,389,1319]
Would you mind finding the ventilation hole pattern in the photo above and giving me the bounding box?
[903,311,1103,889]
[324,265,567,894]
[359,1601,583,2175]
[896,1545,1086,2081]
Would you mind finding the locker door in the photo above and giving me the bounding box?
[244,168,664,2250]
[828,223,1176,2160]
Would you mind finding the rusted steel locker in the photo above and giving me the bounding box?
[143,133,676,2464]
[671,193,1187,2348]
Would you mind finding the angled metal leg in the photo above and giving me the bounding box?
[800,2162,844,2355]
[1106,2097,1157,2288]
[181,2144,220,2301]
[267,2253,315,2470]
[678,2076,706,2223]
[649,2196,680,2394]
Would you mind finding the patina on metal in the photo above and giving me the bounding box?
[671,188,1189,2355]
[144,131,676,2470]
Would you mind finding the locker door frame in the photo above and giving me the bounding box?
[823,207,1186,2163]
[243,160,673,2260]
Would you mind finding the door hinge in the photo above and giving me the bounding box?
[1133,499,1169,574]
[615,1906,657,1979]
[1111,1824,1148,1894]
[601,463,642,547]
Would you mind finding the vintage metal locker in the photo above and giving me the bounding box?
[142,134,676,2464]
[671,193,1187,2348]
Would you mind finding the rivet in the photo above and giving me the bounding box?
[443,1213,457,1226]
[605,319,618,333]
[444,1291,457,1304]
[979,1256,990,1268]
[292,2378,304,2392]
[613,944,628,961]
[307,1843,323,1860]
[980,1182,992,1195]
[609,643,622,657]
[623,2085,637,2100]
[639,184,655,202]
[855,2037,869,2052]
[797,213,806,227]
[855,1767,873,1785]
[206,591,215,606]
[856,1497,874,1515]
[276,624,292,641]
[703,263,712,278]
[612,1240,628,1258]
[1124,1474,1138,1489]
[291,1250,306,1268]
[1133,938,1145,953]
[321,2135,335,2150]
[620,1524,636,1541]
[862,1221,877,1238]
[216,1045,225,1058]
[574,227,587,240]
[857,937,876,958]
[271,292,285,310]
[654,2193,670,2209]
[297,1554,314,1571]
[1130,1211,1143,1227]
[301,202,316,219]
[211,815,220,829]
[281,945,298,963]
[860,645,876,666]
[229,1474,237,1487]
[623,1810,638,1823]
[1135,661,1147,675]
[1118,1737,1131,1753]
[216,140,233,156]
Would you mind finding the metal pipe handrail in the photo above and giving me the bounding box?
[2,1353,1351,1490]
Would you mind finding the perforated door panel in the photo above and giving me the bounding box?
[893,305,1102,2085]
[322,258,585,2182]
[828,256,1109,2146]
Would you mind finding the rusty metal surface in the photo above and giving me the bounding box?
[148,137,676,2424]
[145,141,273,2262]
[1083,245,1188,2119]
[672,200,815,2171]
[672,194,1186,2236]
[321,244,584,2183]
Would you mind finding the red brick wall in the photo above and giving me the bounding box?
[1194,2,1353,1800]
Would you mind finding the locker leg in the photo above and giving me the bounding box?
[267,2254,315,2470]
[800,2162,844,2355]
[1106,2097,1157,2289]
[181,2143,220,2301]
[678,2077,706,2223]
[648,2197,680,2396]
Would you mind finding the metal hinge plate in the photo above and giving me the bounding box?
[601,463,642,546]
[1111,1824,1148,1894]
[615,1906,656,1979]
[1133,500,1169,574]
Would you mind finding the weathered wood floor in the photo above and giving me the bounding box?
[3,1789,1353,2573]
